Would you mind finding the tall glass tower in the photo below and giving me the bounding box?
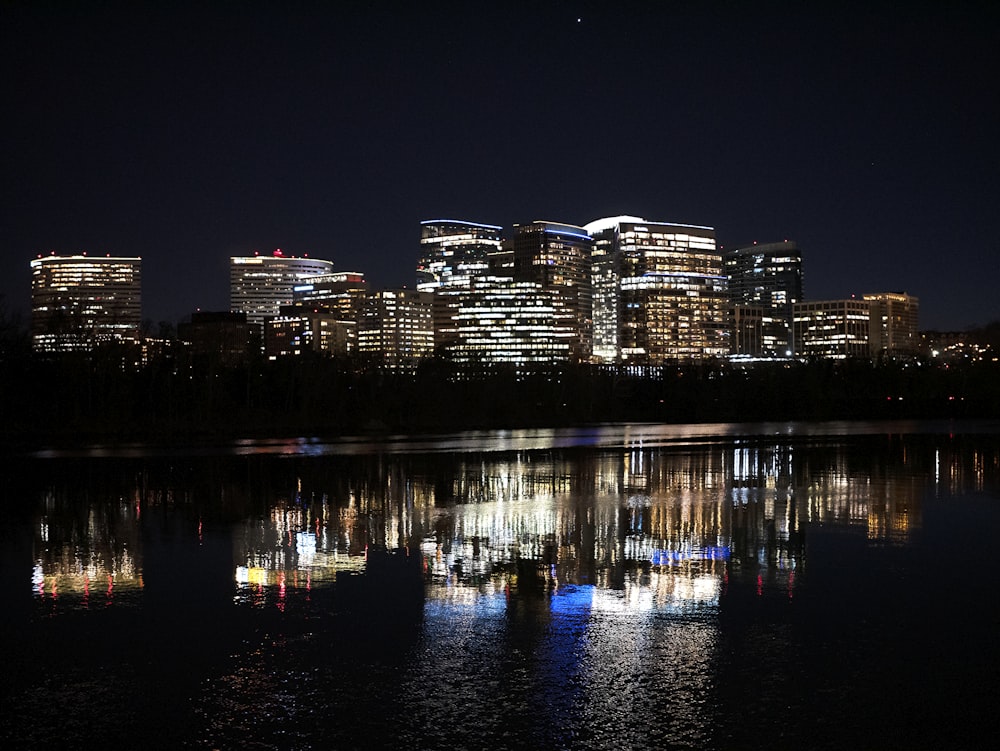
[512,221,594,363]
[416,219,502,292]
[585,217,727,363]
[723,241,803,357]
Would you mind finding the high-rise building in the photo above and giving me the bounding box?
[416,220,502,292]
[512,221,593,362]
[357,289,434,369]
[230,250,334,328]
[416,220,506,356]
[30,253,142,352]
[586,215,645,362]
[793,299,872,358]
[434,276,573,368]
[863,292,919,357]
[723,241,803,357]
[585,217,727,363]
[291,272,368,322]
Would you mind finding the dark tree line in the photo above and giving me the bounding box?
[3,305,1000,448]
[3,353,1000,448]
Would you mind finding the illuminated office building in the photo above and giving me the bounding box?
[291,271,368,322]
[585,217,727,363]
[586,216,645,362]
[357,289,434,368]
[30,253,142,352]
[416,220,502,292]
[863,292,919,357]
[434,276,573,368]
[417,219,514,356]
[723,241,802,357]
[230,250,334,327]
[793,299,872,358]
[512,221,593,362]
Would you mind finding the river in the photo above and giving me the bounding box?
[2,420,997,749]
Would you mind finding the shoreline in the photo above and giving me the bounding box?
[8,416,1000,459]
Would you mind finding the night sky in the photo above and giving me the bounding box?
[3,1,998,331]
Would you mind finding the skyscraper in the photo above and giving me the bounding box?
[230,250,334,328]
[417,219,505,359]
[416,220,502,292]
[723,241,803,357]
[585,217,727,363]
[512,221,593,363]
[30,253,142,352]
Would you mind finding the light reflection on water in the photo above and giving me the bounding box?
[29,417,1000,459]
[4,421,999,749]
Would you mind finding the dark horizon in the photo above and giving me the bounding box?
[3,2,998,330]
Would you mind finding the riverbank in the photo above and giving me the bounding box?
[3,357,999,450]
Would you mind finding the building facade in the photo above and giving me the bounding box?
[433,276,573,369]
[793,299,872,358]
[585,217,727,363]
[30,254,142,352]
[586,215,645,362]
[863,292,919,357]
[230,250,334,328]
[291,272,368,322]
[265,312,356,359]
[357,289,434,369]
[730,305,765,358]
[512,221,593,362]
[723,241,802,357]
[416,220,502,292]
[177,311,254,367]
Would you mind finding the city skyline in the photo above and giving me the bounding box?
[2,3,997,331]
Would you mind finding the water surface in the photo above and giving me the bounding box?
[2,420,997,749]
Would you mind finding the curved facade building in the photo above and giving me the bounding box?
[416,219,502,292]
[230,250,334,327]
